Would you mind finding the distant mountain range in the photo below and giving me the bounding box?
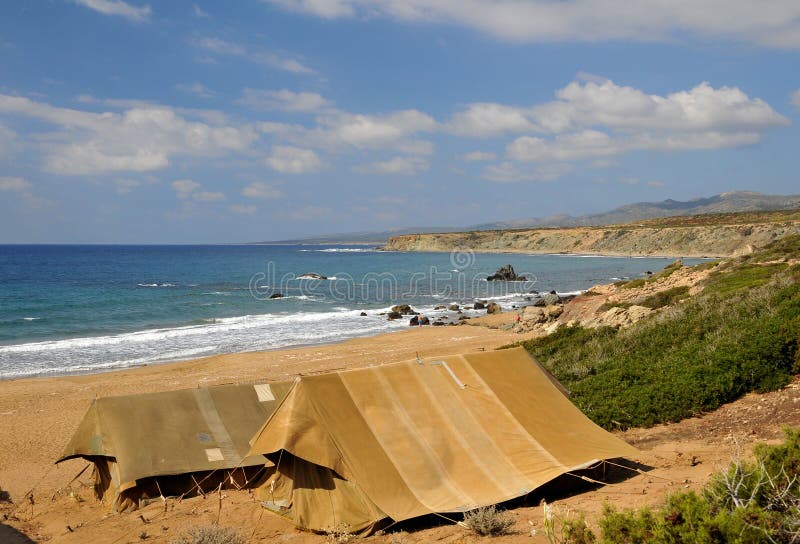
[263,191,800,244]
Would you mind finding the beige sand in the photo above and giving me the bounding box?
[2,315,799,544]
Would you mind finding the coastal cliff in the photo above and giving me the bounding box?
[383,213,800,257]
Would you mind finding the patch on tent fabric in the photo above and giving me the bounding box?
[205,448,225,462]
[261,499,289,511]
[90,434,103,454]
[254,384,275,402]
[197,432,212,443]
[430,360,466,389]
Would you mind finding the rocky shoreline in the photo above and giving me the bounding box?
[381,220,800,258]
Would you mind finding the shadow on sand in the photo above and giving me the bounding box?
[0,523,35,544]
[382,458,652,535]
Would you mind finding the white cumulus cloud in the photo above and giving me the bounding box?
[242,181,283,199]
[266,146,325,174]
[461,151,497,161]
[230,204,257,215]
[353,156,429,175]
[238,88,330,112]
[263,0,800,48]
[0,176,32,192]
[171,179,225,202]
[0,122,17,157]
[175,83,214,98]
[172,179,200,199]
[448,103,535,137]
[0,94,257,175]
[74,0,151,22]
[191,36,315,75]
[482,162,574,183]
[193,190,226,202]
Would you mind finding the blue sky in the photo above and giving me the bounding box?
[0,0,799,243]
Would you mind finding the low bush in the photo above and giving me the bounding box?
[171,526,244,544]
[463,505,515,536]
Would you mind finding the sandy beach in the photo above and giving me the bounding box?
[0,318,525,531]
[2,305,799,543]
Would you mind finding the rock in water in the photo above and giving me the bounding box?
[391,304,417,315]
[360,311,367,316]
[487,264,527,282]
[486,302,502,314]
[420,316,430,325]
[269,293,284,299]
[448,304,460,311]
[298,272,328,280]
[387,311,402,320]
[473,301,485,310]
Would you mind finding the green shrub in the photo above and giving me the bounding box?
[621,278,646,289]
[598,301,632,312]
[704,262,788,294]
[636,285,690,309]
[509,257,800,429]
[693,259,722,271]
[751,235,800,262]
[598,430,800,544]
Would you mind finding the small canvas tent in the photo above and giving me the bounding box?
[58,381,292,511]
[248,347,638,534]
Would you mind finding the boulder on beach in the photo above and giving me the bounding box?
[269,293,284,299]
[391,304,417,315]
[486,302,502,314]
[487,264,527,282]
[420,316,430,325]
[543,292,561,306]
[298,272,328,280]
[432,320,446,326]
[409,315,419,326]
[473,301,485,310]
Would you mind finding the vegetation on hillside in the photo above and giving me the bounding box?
[550,429,800,543]
[504,236,800,430]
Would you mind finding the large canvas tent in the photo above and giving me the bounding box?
[249,347,638,534]
[58,381,292,511]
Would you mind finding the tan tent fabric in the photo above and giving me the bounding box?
[58,381,291,511]
[249,347,638,533]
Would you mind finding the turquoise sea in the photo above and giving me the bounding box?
[0,244,703,378]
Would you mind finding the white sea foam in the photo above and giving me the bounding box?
[21,317,41,321]
[137,282,177,287]
[0,306,409,378]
